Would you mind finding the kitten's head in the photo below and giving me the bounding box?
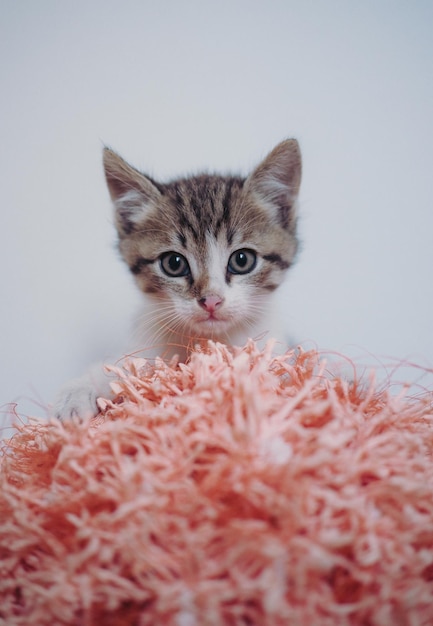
[103,140,301,347]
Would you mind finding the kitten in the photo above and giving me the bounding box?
[52,139,302,420]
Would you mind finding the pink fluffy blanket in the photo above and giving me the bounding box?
[1,341,433,625]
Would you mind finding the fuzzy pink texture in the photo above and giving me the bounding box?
[1,341,433,626]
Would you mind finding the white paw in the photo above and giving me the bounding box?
[50,366,114,421]
[50,381,100,421]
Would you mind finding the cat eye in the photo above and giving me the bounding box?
[227,249,257,275]
[160,252,191,277]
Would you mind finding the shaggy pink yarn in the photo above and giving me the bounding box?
[1,341,433,625]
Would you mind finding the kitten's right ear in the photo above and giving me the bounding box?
[245,139,302,231]
[103,147,161,234]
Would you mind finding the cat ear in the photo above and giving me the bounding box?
[103,147,161,234]
[245,139,301,229]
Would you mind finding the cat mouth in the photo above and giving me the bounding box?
[195,313,231,331]
[199,316,227,326]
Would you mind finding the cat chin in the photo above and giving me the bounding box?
[190,318,233,338]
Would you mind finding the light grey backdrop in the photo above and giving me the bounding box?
[2,1,432,424]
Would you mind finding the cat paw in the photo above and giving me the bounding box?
[50,380,101,421]
[50,368,114,421]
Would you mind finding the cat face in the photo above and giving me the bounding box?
[103,140,301,346]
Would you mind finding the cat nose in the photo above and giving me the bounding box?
[198,294,224,313]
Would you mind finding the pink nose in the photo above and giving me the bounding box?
[198,294,223,313]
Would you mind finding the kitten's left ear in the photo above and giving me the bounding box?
[245,139,302,229]
[103,147,161,235]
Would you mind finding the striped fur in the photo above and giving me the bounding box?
[104,139,302,359]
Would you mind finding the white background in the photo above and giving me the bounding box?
[1,1,433,425]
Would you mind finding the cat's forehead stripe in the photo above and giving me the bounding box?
[177,231,187,248]
[214,179,237,244]
[177,212,200,243]
[167,176,243,241]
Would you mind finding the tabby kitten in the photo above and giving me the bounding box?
[53,139,302,420]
